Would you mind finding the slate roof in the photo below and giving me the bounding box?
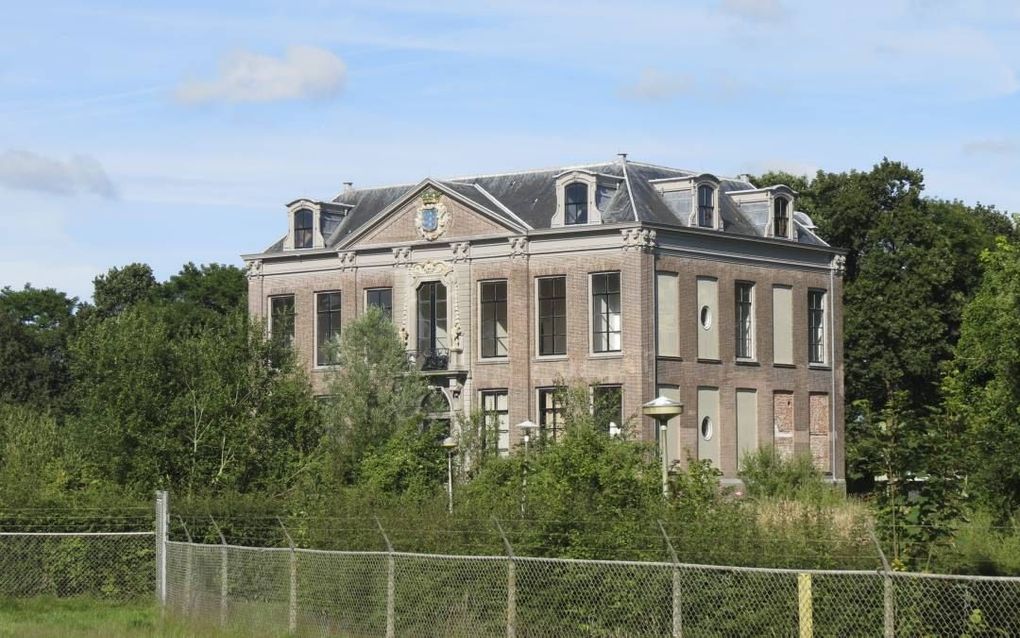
[261,158,829,253]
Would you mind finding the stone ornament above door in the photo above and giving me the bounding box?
[415,187,449,241]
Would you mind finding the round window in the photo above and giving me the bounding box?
[700,416,714,440]
[699,305,712,330]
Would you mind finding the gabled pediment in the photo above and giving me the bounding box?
[334,179,530,249]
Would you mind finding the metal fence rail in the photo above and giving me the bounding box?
[163,540,1020,637]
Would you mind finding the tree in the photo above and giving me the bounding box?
[317,307,431,485]
[942,238,1020,519]
[0,285,78,407]
[157,262,247,323]
[67,304,321,497]
[92,263,157,317]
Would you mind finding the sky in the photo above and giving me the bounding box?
[1,0,1018,301]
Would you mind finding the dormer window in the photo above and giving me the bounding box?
[697,184,715,227]
[565,183,588,225]
[773,198,790,238]
[294,209,313,249]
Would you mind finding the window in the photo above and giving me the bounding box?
[538,277,566,356]
[808,289,826,364]
[417,281,448,355]
[773,198,790,238]
[697,184,715,228]
[591,272,621,353]
[294,209,313,249]
[316,292,342,366]
[366,288,392,319]
[538,388,564,442]
[269,295,295,349]
[735,282,754,359]
[565,183,588,225]
[592,385,623,432]
[480,280,508,358]
[481,391,510,456]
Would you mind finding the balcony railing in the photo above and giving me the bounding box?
[407,348,450,371]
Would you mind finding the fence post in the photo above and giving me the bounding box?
[798,573,813,638]
[210,516,228,629]
[869,527,895,638]
[375,517,396,638]
[493,518,517,638]
[154,490,168,609]
[657,521,683,638]
[179,516,193,615]
[278,518,298,635]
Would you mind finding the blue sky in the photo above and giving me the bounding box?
[1,0,1018,301]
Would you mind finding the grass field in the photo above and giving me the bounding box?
[0,597,275,638]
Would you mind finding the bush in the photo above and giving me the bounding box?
[738,449,838,503]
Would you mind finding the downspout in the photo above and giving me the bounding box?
[829,260,837,479]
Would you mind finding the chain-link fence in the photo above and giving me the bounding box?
[163,539,1020,637]
[0,531,155,599]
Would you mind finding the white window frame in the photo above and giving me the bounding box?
[480,389,510,457]
[734,281,756,361]
[588,271,622,356]
[313,290,342,369]
[535,275,568,359]
[808,288,828,366]
[268,294,296,347]
[478,279,509,360]
[363,287,393,319]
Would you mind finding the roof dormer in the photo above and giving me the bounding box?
[553,170,602,227]
[284,199,351,250]
[766,186,796,240]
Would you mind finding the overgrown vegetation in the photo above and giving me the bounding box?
[1,158,1020,578]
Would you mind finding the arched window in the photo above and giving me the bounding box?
[294,209,313,248]
[773,198,790,238]
[697,185,715,227]
[564,183,588,225]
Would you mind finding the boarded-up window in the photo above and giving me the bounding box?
[810,393,831,474]
[656,272,679,357]
[773,286,793,365]
[773,391,794,460]
[698,387,720,467]
[736,389,758,468]
[697,277,719,360]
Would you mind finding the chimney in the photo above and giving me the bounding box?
[342,181,354,194]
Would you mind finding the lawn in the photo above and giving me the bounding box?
[0,597,274,638]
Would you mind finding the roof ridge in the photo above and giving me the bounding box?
[444,160,619,182]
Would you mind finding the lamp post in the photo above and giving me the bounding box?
[516,420,540,516]
[642,396,684,498]
[441,436,458,514]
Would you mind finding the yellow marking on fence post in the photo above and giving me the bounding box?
[798,572,813,638]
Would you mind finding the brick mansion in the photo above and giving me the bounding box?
[243,156,845,480]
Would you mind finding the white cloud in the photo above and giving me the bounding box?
[176,46,347,104]
[0,149,117,198]
[962,138,1018,156]
[719,0,786,22]
[619,69,695,102]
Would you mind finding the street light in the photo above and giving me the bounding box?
[642,396,684,498]
[516,420,540,516]
[441,436,458,514]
